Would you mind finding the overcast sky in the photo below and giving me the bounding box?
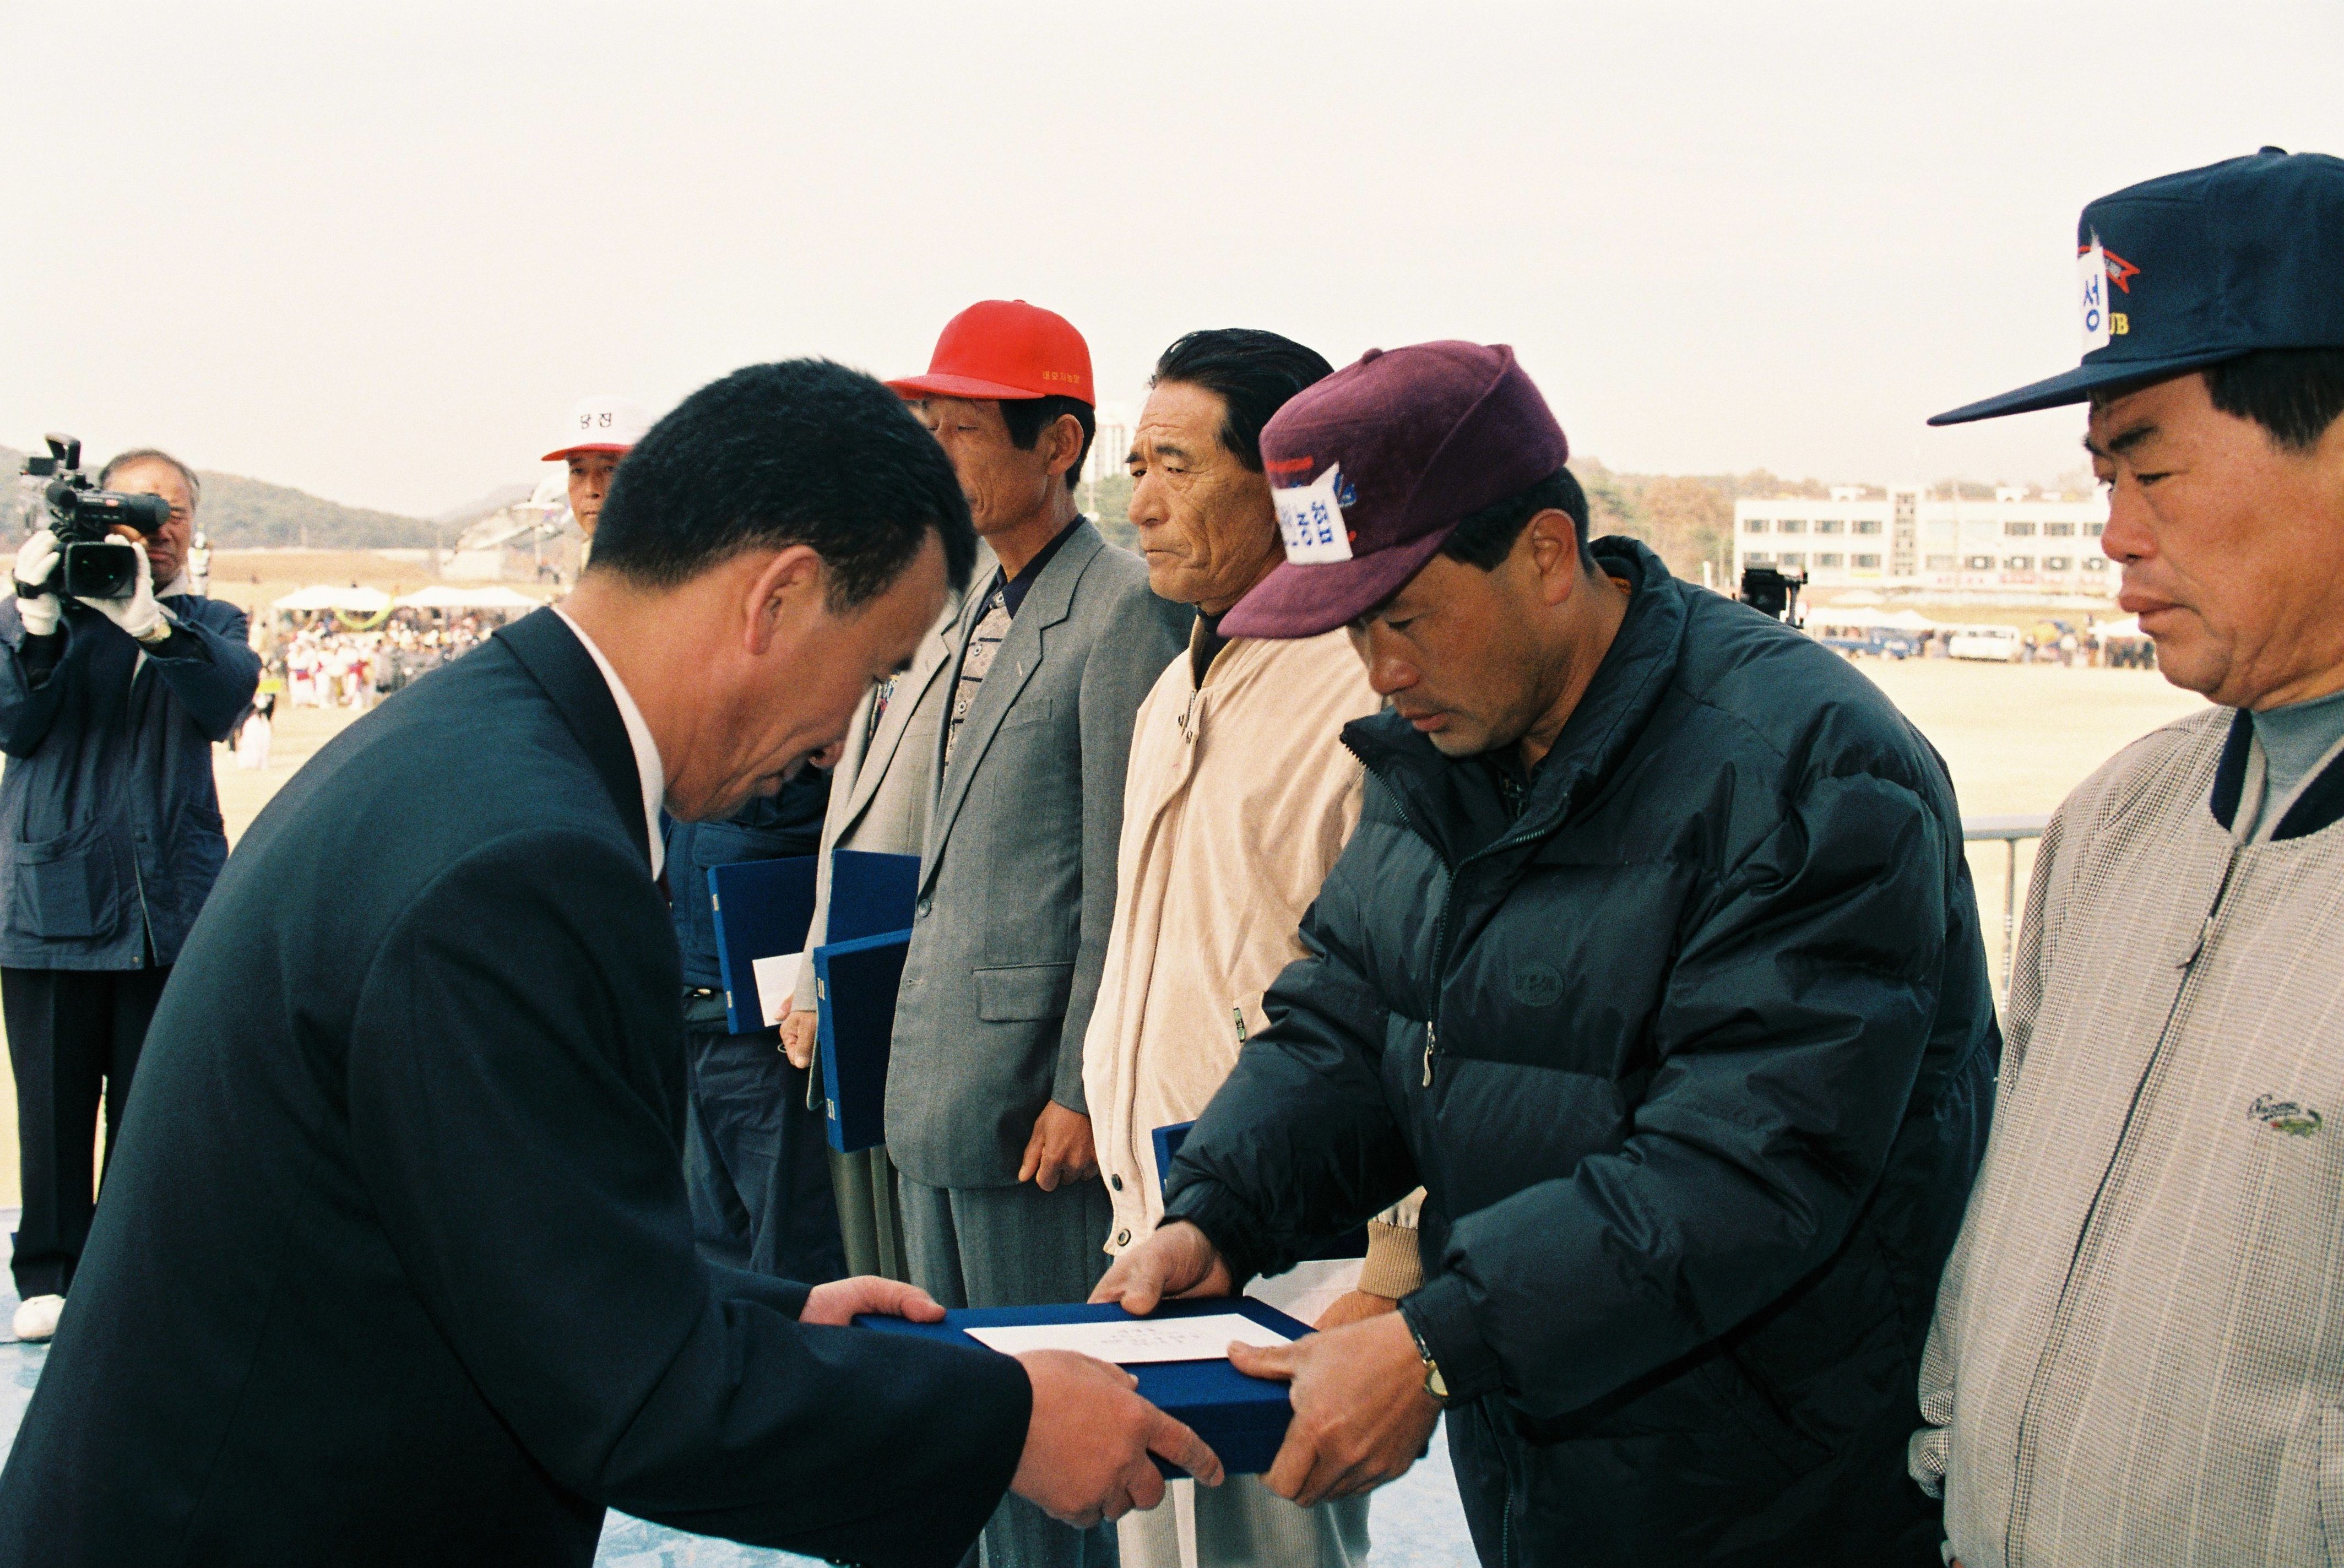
[4,2,2334,518]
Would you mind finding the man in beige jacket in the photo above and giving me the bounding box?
[1083,330,1419,1568]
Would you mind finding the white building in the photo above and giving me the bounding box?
[1734,486,2113,598]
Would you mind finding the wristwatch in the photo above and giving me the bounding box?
[1407,1318,1450,1404]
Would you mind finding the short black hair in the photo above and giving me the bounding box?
[1149,329,1335,470]
[2205,346,2344,452]
[591,360,976,605]
[998,395,1097,492]
[1439,469,1592,570]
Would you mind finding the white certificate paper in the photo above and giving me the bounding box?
[962,1314,1292,1365]
[750,952,804,1027]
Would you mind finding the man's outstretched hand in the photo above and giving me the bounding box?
[1012,1350,1223,1526]
[800,1276,945,1327]
[1227,1309,1438,1507]
[1090,1220,1233,1315]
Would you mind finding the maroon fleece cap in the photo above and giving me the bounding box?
[1221,340,1570,639]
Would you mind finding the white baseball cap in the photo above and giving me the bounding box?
[542,395,653,462]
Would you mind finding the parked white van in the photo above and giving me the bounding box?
[1946,625,2022,663]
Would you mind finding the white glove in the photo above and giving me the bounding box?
[76,536,170,644]
[12,530,61,637]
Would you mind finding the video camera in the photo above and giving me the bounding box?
[12,435,171,601]
[1738,565,1806,628]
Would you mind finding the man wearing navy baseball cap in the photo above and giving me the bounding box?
[1912,150,2344,1567]
[1097,341,1999,1565]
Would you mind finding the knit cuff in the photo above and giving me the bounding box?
[1355,1220,1425,1299]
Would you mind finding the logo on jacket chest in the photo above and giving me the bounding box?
[1510,962,1563,1008]
[2249,1093,2324,1138]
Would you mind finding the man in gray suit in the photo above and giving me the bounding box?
[885,300,1190,1568]
[779,558,987,1282]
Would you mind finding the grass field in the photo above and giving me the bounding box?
[0,653,2208,1209]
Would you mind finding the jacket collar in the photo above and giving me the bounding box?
[2209,702,2344,840]
[1342,537,1689,867]
[494,607,655,872]
[923,520,1105,871]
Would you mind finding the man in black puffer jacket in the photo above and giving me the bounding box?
[1094,341,1997,1566]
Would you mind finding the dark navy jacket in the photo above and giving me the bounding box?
[1168,539,1996,1567]
[0,592,261,970]
[0,609,1026,1567]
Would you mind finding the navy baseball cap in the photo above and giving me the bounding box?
[1931,148,2344,425]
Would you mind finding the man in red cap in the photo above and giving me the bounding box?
[1096,341,1999,1565]
[883,303,1189,1568]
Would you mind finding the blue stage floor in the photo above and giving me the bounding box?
[0,1213,1476,1565]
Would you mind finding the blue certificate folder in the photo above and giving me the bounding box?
[857,1298,1310,1477]
[810,850,922,1154]
[824,849,920,942]
[707,856,817,1034]
[813,931,909,1154]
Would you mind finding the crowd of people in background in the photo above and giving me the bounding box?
[267,610,503,709]
[225,611,523,766]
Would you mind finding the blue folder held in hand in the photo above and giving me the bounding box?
[813,931,909,1153]
[825,849,920,941]
[707,856,818,1034]
[858,1298,1311,1476]
[809,850,922,1153]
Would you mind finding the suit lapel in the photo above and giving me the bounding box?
[839,604,958,837]
[923,523,1102,880]
[494,608,653,871]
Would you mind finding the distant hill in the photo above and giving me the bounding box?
[1,443,440,550]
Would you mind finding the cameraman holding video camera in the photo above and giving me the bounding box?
[0,443,260,1344]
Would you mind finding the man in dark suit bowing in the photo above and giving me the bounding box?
[0,360,1221,1568]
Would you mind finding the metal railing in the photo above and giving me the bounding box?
[1963,813,2051,997]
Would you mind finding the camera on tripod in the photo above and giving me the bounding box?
[1738,565,1807,628]
[12,435,171,601]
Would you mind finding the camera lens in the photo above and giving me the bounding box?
[61,540,139,600]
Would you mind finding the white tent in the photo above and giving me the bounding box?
[1809,606,1938,632]
[272,585,393,614]
[394,584,544,611]
[2096,614,2146,639]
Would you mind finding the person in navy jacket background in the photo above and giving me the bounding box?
[0,447,259,1343]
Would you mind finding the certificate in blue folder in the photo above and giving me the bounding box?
[707,856,818,1034]
[813,931,910,1153]
[856,1298,1310,1477]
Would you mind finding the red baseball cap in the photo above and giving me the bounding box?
[887,300,1095,405]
